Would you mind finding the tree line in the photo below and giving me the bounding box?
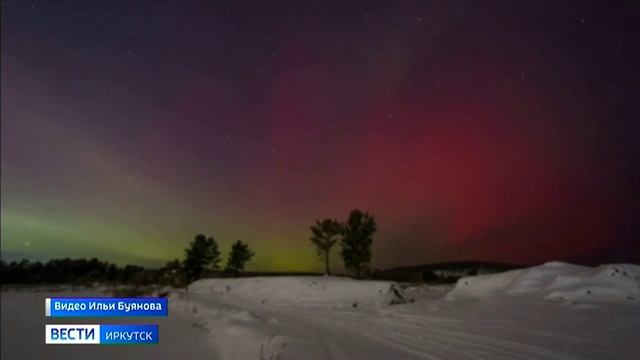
[0,257,151,285]
[1,208,376,284]
[0,237,255,285]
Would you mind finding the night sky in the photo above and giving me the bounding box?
[2,1,639,270]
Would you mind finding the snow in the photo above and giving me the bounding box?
[2,263,639,359]
[448,262,640,304]
[188,276,399,307]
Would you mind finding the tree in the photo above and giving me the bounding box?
[162,259,186,287]
[340,209,377,279]
[225,240,254,275]
[310,218,343,275]
[183,234,221,282]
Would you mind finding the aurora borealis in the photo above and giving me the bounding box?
[2,1,639,270]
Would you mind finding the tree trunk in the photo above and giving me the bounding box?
[325,249,331,275]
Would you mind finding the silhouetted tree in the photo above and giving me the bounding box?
[340,209,377,279]
[310,218,343,275]
[105,263,120,282]
[225,240,254,275]
[0,260,7,281]
[162,259,186,287]
[183,234,221,282]
[120,264,145,283]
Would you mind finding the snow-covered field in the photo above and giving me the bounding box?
[2,262,639,359]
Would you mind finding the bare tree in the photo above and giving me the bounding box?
[310,219,343,275]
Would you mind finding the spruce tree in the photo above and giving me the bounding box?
[225,240,255,275]
[183,234,221,282]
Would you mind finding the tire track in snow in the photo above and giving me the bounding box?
[184,293,617,360]
[278,305,579,360]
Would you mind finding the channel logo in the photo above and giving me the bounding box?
[45,324,100,344]
[45,324,159,345]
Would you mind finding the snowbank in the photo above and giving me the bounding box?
[188,276,400,307]
[448,262,640,304]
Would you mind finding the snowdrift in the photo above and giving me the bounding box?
[188,276,401,307]
[448,262,640,304]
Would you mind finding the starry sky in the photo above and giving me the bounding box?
[2,1,639,270]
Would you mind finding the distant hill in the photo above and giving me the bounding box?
[375,261,523,283]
